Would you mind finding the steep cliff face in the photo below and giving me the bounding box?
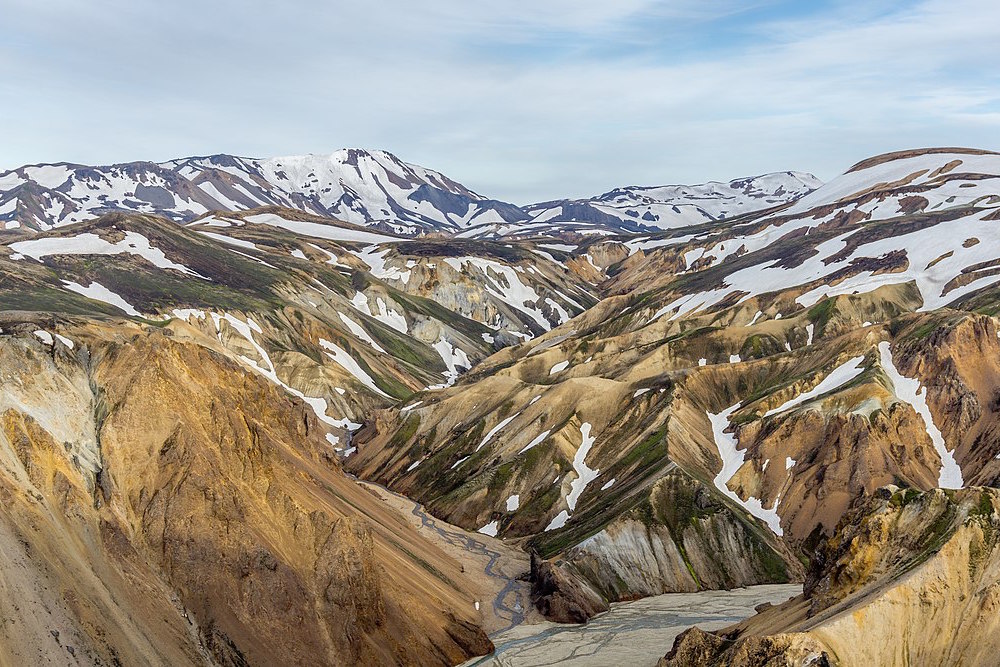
[662,486,1000,667]
[561,471,800,603]
[0,319,491,666]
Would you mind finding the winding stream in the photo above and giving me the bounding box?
[464,584,800,667]
[351,475,528,632]
[350,476,797,666]
[407,499,526,631]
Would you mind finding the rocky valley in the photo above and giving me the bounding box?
[0,146,999,665]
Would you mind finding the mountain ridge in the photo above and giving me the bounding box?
[0,148,820,238]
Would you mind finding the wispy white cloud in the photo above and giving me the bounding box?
[1,0,998,202]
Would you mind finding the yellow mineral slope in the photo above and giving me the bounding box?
[0,317,491,666]
[662,486,1000,666]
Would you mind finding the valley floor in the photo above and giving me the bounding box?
[462,584,801,667]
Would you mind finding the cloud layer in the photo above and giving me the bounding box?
[2,0,999,202]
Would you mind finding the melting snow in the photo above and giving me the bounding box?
[519,430,551,454]
[764,356,867,418]
[707,405,783,536]
[319,338,391,398]
[544,510,570,532]
[244,213,396,244]
[172,308,207,322]
[62,281,140,316]
[506,495,520,511]
[53,333,74,348]
[566,423,599,511]
[444,256,554,331]
[198,230,259,250]
[33,330,53,345]
[431,338,471,387]
[878,341,963,488]
[350,291,373,315]
[656,198,1000,325]
[374,297,407,333]
[355,245,412,284]
[479,414,519,451]
[307,242,350,268]
[215,314,361,432]
[338,312,386,353]
[11,232,203,277]
[600,478,616,491]
[549,360,570,375]
[477,521,499,537]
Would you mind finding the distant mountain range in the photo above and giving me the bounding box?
[0,148,819,236]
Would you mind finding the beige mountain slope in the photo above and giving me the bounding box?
[0,208,599,453]
[0,315,491,666]
[662,485,1000,667]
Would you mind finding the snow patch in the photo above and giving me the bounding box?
[549,360,570,375]
[479,414,519,451]
[566,423,599,511]
[707,405,783,536]
[544,510,569,532]
[61,281,140,316]
[11,232,203,277]
[519,430,551,454]
[338,312,386,353]
[878,341,963,488]
[477,521,499,537]
[764,356,867,418]
[319,338,391,398]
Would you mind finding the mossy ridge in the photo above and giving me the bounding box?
[412,420,486,501]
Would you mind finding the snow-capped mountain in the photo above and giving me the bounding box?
[0,149,528,235]
[351,146,1000,580]
[523,171,822,231]
[0,150,819,238]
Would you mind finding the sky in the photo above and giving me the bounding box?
[2,0,999,203]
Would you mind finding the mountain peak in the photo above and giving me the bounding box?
[846,146,1000,174]
[0,148,525,235]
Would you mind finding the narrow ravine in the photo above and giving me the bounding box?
[407,501,527,631]
[351,476,531,634]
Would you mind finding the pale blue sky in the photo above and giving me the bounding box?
[2,0,999,202]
